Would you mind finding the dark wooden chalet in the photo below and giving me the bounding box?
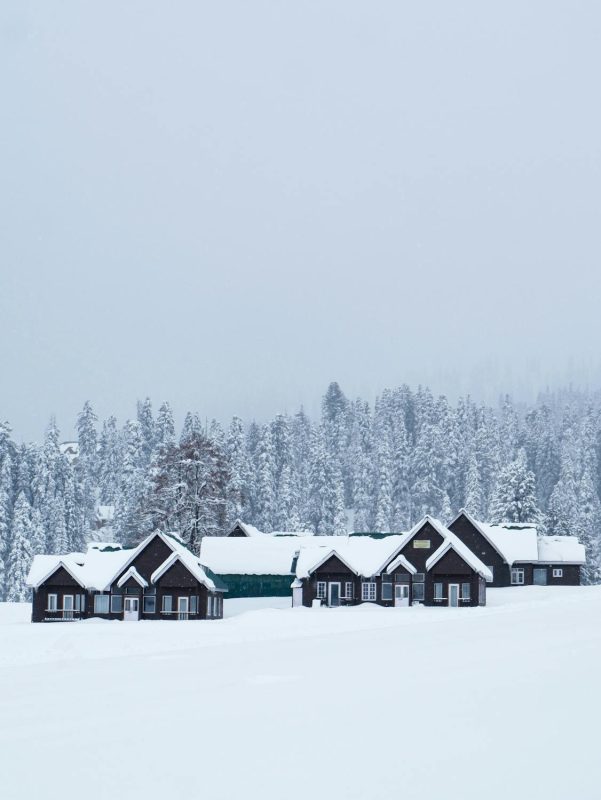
[293,517,491,608]
[27,531,228,623]
[448,510,585,587]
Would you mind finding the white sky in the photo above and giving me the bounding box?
[1,2,601,439]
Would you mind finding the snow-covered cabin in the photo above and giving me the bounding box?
[26,531,227,623]
[448,510,586,586]
[292,516,491,608]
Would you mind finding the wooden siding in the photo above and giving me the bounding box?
[33,533,225,622]
[448,513,509,586]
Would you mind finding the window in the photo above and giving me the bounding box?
[80,594,86,612]
[189,596,198,614]
[413,573,425,583]
[94,594,110,614]
[208,596,215,617]
[434,583,444,600]
[316,581,326,599]
[75,595,81,612]
[412,583,425,601]
[125,587,140,595]
[47,593,58,611]
[361,582,376,601]
[143,595,156,614]
[533,568,548,586]
[162,595,173,613]
[344,582,354,599]
[461,583,471,600]
[413,540,431,549]
[110,595,123,613]
[381,575,393,601]
[511,568,524,585]
[479,580,486,605]
[553,568,563,578]
[486,566,494,583]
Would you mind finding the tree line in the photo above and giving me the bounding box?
[1,381,600,601]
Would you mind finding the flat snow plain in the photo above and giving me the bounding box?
[1,588,600,800]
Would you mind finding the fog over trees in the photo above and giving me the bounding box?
[1,381,600,600]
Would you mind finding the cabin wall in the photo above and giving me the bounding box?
[448,514,510,586]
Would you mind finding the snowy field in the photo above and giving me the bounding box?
[1,589,600,800]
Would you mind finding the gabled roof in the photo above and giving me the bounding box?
[150,550,224,592]
[384,553,417,575]
[450,509,539,565]
[298,549,359,578]
[27,530,223,592]
[426,538,493,581]
[117,566,148,588]
[27,558,87,589]
[295,535,409,580]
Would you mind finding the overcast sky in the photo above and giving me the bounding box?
[1,2,600,440]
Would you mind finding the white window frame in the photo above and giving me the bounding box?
[461,582,471,600]
[553,568,563,578]
[344,581,354,599]
[47,593,58,612]
[316,581,327,599]
[361,582,376,602]
[162,594,173,614]
[511,568,525,585]
[189,595,198,615]
[94,594,110,614]
[433,582,444,600]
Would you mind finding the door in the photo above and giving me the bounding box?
[328,583,341,607]
[448,584,459,607]
[394,584,410,607]
[177,597,189,620]
[292,586,303,608]
[123,596,139,621]
[63,595,74,620]
[533,568,548,585]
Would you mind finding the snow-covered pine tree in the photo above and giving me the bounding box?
[576,466,601,584]
[155,402,176,449]
[463,449,483,518]
[225,416,251,527]
[137,398,156,465]
[255,424,277,532]
[97,416,121,504]
[489,448,541,524]
[180,412,203,446]
[75,402,98,544]
[546,431,579,536]
[6,492,33,602]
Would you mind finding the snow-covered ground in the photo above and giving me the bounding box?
[1,588,600,799]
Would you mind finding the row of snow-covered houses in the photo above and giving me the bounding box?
[26,510,586,622]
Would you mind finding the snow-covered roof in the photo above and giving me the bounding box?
[536,536,586,564]
[27,531,223,592]
[200,534,312,575]
[230,520,315,538]
[117,566,148,588]
[405,515,493,581]
[451,510,539,565]
[385,553,418,575]
[294,535,409,580]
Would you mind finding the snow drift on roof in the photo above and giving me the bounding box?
[537,536,586,564]
[295,535,410,579]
